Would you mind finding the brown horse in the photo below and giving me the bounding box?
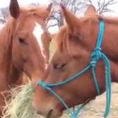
[0,0,52,115]
[32,5,118,118]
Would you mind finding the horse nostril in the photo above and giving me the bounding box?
[37,111,41,114]
[47,109,53,118]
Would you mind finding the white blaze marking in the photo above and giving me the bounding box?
[33,22,47,69]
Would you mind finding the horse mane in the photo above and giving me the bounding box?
[16,5,50,21]
[99,16,118,25]
[0,18,14,52]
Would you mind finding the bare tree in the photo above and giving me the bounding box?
[45,0,117,33]
[0,7,9,23]
[84,0,117,14]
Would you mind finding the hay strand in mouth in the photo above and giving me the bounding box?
[2,83,35,118]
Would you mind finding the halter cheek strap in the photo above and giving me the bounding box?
[37,21,111,118]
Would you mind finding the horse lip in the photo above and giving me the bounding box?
[47,109,53,118]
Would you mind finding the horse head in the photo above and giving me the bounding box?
[32,4,118,118]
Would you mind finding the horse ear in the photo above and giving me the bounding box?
[9,0,20,19]
[46,3,53,11]
[61,4,79,31]
[43,3,52,20]
[85,5,97,16]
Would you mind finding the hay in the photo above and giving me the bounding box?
[2,83,35,118]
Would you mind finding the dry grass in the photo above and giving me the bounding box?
[2,83,35,118]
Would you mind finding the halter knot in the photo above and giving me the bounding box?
[90,48,102,67]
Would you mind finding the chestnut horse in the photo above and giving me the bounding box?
[0,0,52,115]
[32,5,118,118]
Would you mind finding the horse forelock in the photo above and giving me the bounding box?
[55,26,70,55]
[18,6,50,21]
[6,5,49,26]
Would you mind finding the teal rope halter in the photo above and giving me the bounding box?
[37,20,111,118]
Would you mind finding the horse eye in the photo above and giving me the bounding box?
[19,38,28,45]
[53,63,66,70]
[69,33,81,40]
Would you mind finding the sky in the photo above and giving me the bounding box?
[0,0,50,8]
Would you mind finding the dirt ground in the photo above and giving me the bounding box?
[37,83,118,118]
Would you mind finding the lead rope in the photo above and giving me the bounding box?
[38,20,111,118]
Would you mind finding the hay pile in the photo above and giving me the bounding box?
[2,83,35,118]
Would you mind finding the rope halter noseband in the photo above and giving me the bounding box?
[37,20,111,118]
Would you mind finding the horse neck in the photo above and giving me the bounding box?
[75,18,118,83]
[101,20,118,83]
